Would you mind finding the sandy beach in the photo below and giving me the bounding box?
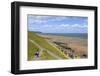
[37,34,88,58]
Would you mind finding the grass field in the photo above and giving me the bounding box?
[28,39,39,60]
[40,50,57,60]
[28,32,66,61]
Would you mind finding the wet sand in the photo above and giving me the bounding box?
[37,34,88,58]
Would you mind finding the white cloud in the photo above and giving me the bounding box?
[72,24,79,27]
[29,15,50,19]
[41,24,87,30]
[50,17,67,21]
[55,24,87,29]
[82,25,88,28]
[43,24,53,28]
[60,24,70,27]
[33,19,47,23]
[71,24,87,28]
[29,16,69,24]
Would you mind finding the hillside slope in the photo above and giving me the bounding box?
[28,32,66,60]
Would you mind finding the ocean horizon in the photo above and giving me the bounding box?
[30,31,88,39]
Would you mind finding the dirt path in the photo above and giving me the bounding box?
[46,39,67,58]
[29,39,62,60]
[29,39,43,60]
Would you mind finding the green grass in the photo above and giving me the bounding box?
[28,40,39,61]
[28,32,66,60]
[40,50,57,60]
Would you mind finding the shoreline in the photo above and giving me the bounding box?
[37,33,88,58]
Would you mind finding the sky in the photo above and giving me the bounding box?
[28,15,88,33]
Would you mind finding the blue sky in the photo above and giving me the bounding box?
[28,15,88,33]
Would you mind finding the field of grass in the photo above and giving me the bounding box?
[40,50,57,60]
[28,39,39,60]
[28,32,66,61]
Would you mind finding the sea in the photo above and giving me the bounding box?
[38,33,88,39]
